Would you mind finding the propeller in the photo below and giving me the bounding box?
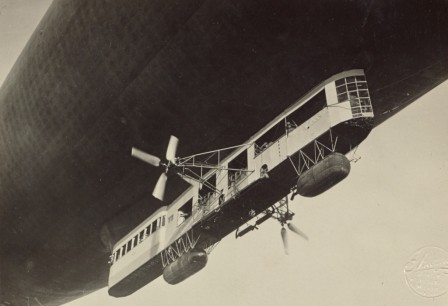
[287,223,309,241]
[281,227,289,255]
[269,196,309,255]
[280,223,308,255]
[131,135,180,201]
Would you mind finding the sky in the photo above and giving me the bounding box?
[66,81,448,306]
[1,1,447,306]
[0,0,53,86]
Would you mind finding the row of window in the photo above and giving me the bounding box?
[336,76,369,102]
[335,76,373,117]
[109,215,166,265]
[109,199,197,265]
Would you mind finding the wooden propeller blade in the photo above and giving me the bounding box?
[288,223,309,241]
[131,147,161,167]
[281,227,289,255]
[153,173,167,201]
[165,135,179,162]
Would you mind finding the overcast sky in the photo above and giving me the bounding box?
[1,2,447,305]
[0,0,53,86]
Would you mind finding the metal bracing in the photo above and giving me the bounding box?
[160,230,201,268]
[203,240,220,255]
[348,145,361,163]
[172,142,254,190]
[288,129,339,176]
[235,196,294,238]
[176,159,254,199]
[192,193,216,223]
[269,197,294,226]
[177,143,252,165]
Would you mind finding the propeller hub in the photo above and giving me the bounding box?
[131,135,180,202]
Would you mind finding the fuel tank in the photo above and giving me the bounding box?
[163,249,208,285]
[296,153,350,197]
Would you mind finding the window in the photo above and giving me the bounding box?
[254,121,284,156]
[133,235,138,248]
[359,90,369,97]
[357,82,368,90]
[336,86,346,94]
[139,230,145,242]
[126,240,133,252]
[335,78,345,87]
[360,98,370,106]
[198,174,216,205]
[178,198,193,226]
[346,76,356,83]
[161,216,165,227]
[338,92,348,102]
[335,76,372,117]
[228,150,248,188]
[286,90,326,129]
[350,96,360,107]
[151,219,158,234]
[347,83,356,91]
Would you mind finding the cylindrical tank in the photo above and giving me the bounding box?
[163,249,208,285]
[296,153,350,197]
